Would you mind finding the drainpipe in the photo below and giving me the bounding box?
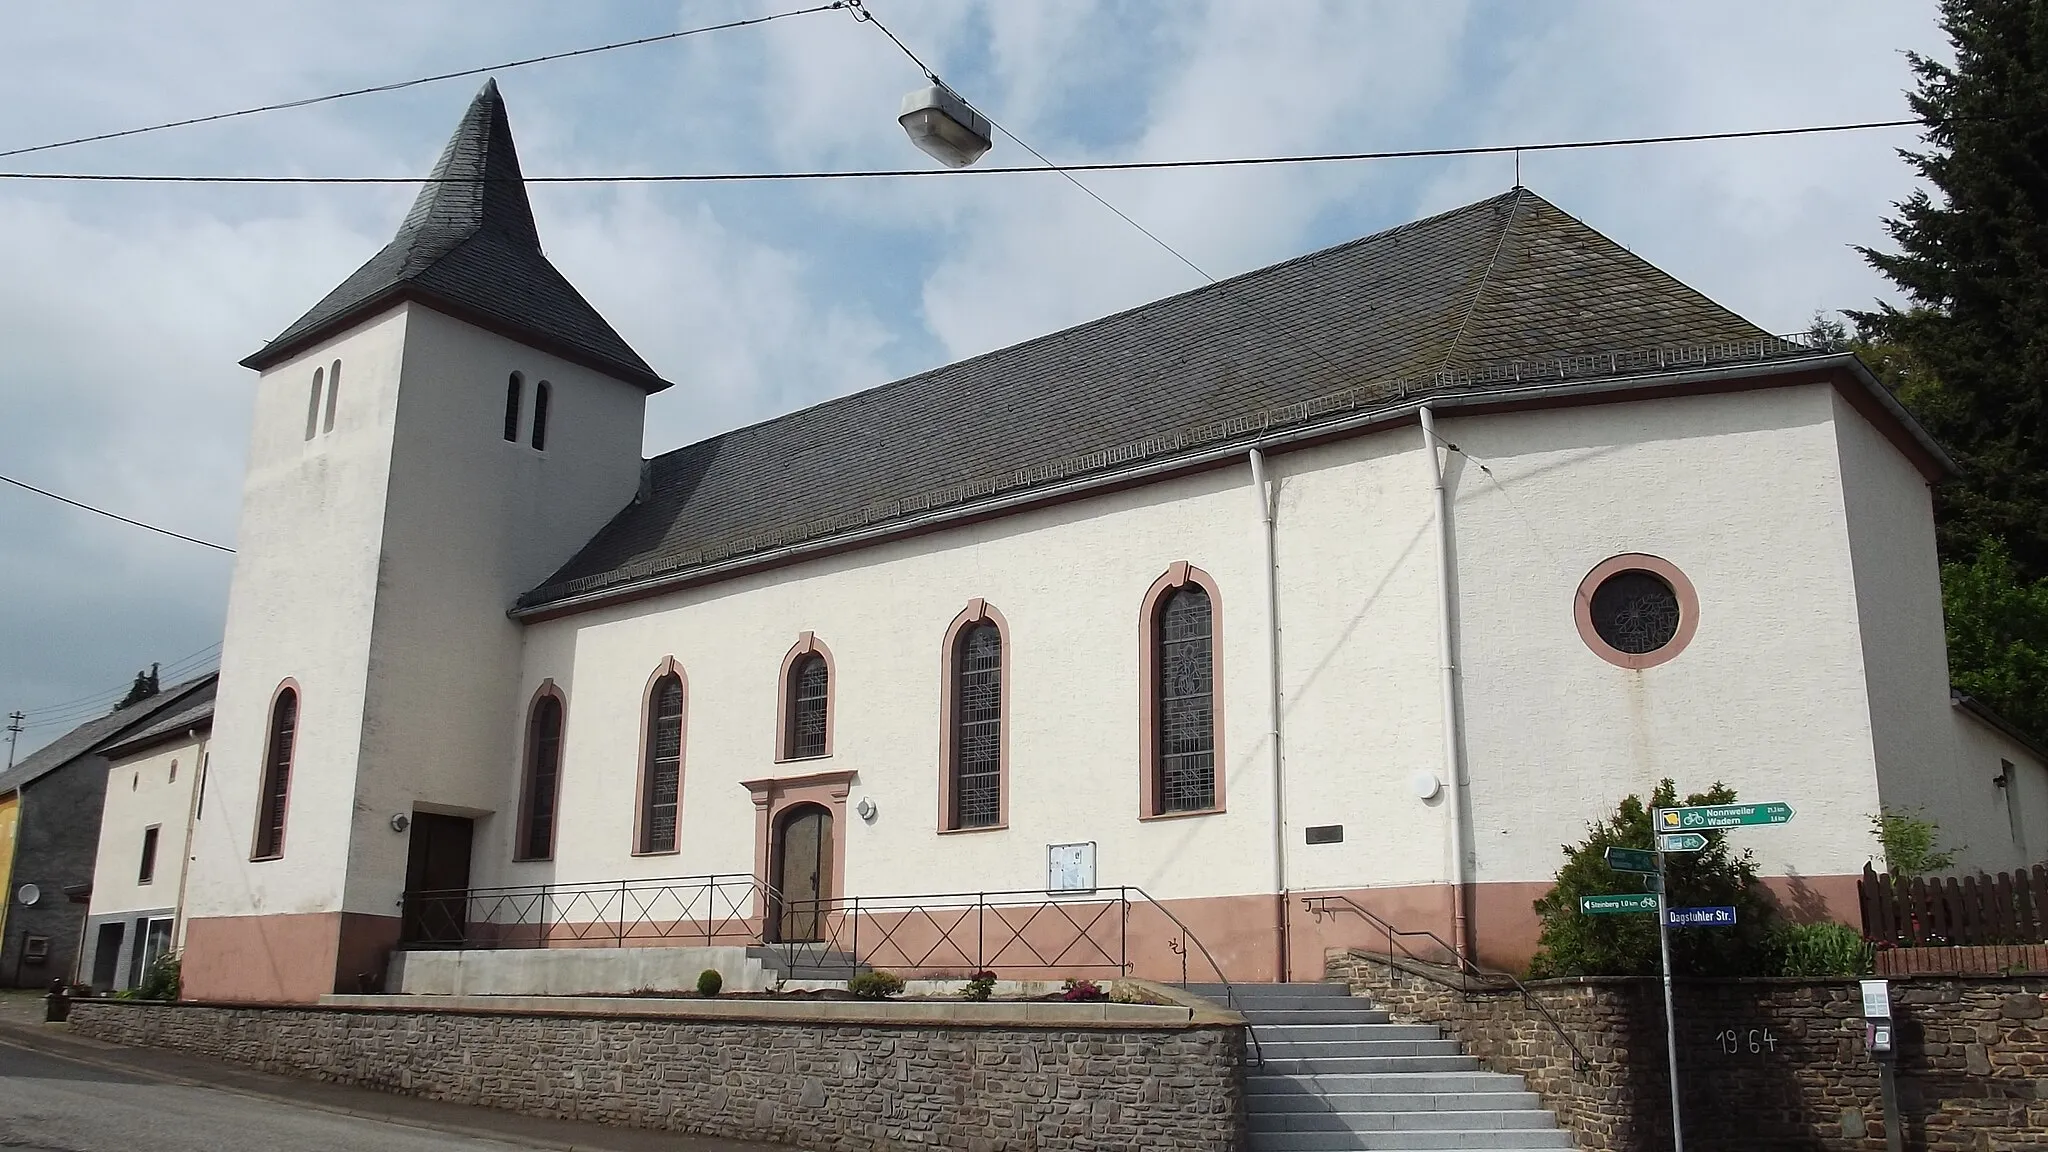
[1418,407,1471,963]
[171,739,207,952]
[1248,446,1290,981]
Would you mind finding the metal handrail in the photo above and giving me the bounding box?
[398,872,775,949]
[1303,894,1589,1072]
[1121,885,1263,1067]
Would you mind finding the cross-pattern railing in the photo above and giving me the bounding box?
[398,873,768,949]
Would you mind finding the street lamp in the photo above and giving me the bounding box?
[898,84,993,168]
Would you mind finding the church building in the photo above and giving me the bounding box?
[173,81,2045,1003]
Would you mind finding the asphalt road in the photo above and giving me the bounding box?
[0,1041,543,1152]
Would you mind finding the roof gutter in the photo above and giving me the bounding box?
[514,354,1947,621]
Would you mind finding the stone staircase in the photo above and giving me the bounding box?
[1186,983,1573,1152]
[746,943,867,983]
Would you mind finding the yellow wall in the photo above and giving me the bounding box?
[0,792,19,943]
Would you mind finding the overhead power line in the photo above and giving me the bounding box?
[17,642,222,719]
[0,3,847,162]
[0,118,1924,185]
[0,472,235,554]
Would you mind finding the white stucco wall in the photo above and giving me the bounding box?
[1944,705,2048,875]
[184,311,409,920]
[497,382,1908,912]
[1831,388,1959,866]
[347,307,646,916]
[89,736,203,922]
[1448,385,1885,886]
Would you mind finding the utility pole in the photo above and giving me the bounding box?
[4,711,22,769]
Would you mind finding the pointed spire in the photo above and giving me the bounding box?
[397,79,540,250]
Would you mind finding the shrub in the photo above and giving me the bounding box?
[1060,978,1108,1002]
[132,953,180,1002]
[1870,807,1959,877]
[1529,780,1781,979]
[846,970,904,999]
[696,969,723,997]
[1770,922,1874,978]
[963,970,997,1002]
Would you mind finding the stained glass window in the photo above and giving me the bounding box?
[790,655,828,759]
[952,622,1002,828]
[1589,570,1682,654]
[521,695,563,860]
[1156,586,1215,813]
[641,675,682,852]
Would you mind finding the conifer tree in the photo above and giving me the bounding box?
[1853,0,2048,579]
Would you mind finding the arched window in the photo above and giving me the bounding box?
[637,663,686,854]
[503,373,523,442]
[776,633,835,762]
[304,368,324,441]
[252,683,300,859]
[531,381,551,451]
[517,685,565,861]
[939,601,1007,831]
[1141,563,1223,818]
[323,359,341,433]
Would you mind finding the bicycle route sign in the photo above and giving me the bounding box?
[1658,802,1794,830]
[1604,846,1659,874]
[1658,832,1711,853]
[1580,893,1660,915]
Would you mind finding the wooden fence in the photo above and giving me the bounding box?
[1858,861,2048,948]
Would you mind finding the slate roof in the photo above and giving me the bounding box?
[242,80,667,392]
[98,691,216,762]
[0,674,218,796]
[519,188,1774,610]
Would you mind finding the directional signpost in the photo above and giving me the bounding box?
[1632,802,1796,1152]
[1658,802,1794,830]
[1581,893,1660,915]
[1604,846,1659,874]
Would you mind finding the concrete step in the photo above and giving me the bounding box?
[1248,1008,1396,1025]
[1250,1109,1559,1133]
[1187,982,1356,999]
[1245,1071,1534,1096]
[1251,1091,1545,1114]
[1253,1023,1443,1043]
[1255,1054,1487,1076]
[1254,1039,1469,1059]
[1249,1134,1573,1152]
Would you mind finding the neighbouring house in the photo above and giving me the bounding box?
[0,674,216,988]
[77,691,213,992]
[168,78,2038,1004]
[1944,693,2047,874]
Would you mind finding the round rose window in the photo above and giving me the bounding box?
[1574,555,1697,669]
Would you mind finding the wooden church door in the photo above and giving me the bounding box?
[772,804,832,943]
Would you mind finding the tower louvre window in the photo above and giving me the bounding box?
[532,381,551,451]
[503,373,523,442]
[304,367,324,441]
[323,359,341,433]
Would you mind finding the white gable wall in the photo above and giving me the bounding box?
[1946,707,2048,873]
[89,735,204,923]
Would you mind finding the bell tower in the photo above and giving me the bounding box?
[181,80,667,1001]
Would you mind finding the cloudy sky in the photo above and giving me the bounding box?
[0,0,1941,757]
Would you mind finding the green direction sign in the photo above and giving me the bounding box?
[1658,802,1794,831]
[1658,832,1711,853]
[1604,846,1659,874]
[1581,893,1660,915]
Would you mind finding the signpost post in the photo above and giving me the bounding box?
[1640,802,1796,1152]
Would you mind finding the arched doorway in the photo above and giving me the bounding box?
[771,803,834,943]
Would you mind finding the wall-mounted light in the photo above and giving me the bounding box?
[898,85,992,168]
[856,797,879,823]
[1410,772,1442,801]
[390,813,411,833]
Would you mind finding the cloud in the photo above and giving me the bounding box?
[0,0,1944,753]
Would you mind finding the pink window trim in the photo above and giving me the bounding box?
[774,632,836,763]
[249,678,302,861]
[1138,561,1226,821]
[937,598,1010,834]
[633,657,688,857]
[513,679,568,862]
[1573,553,1700,671]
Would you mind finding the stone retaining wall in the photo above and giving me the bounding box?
[1328,950,2048,1152]
[69,998,1245,1152]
